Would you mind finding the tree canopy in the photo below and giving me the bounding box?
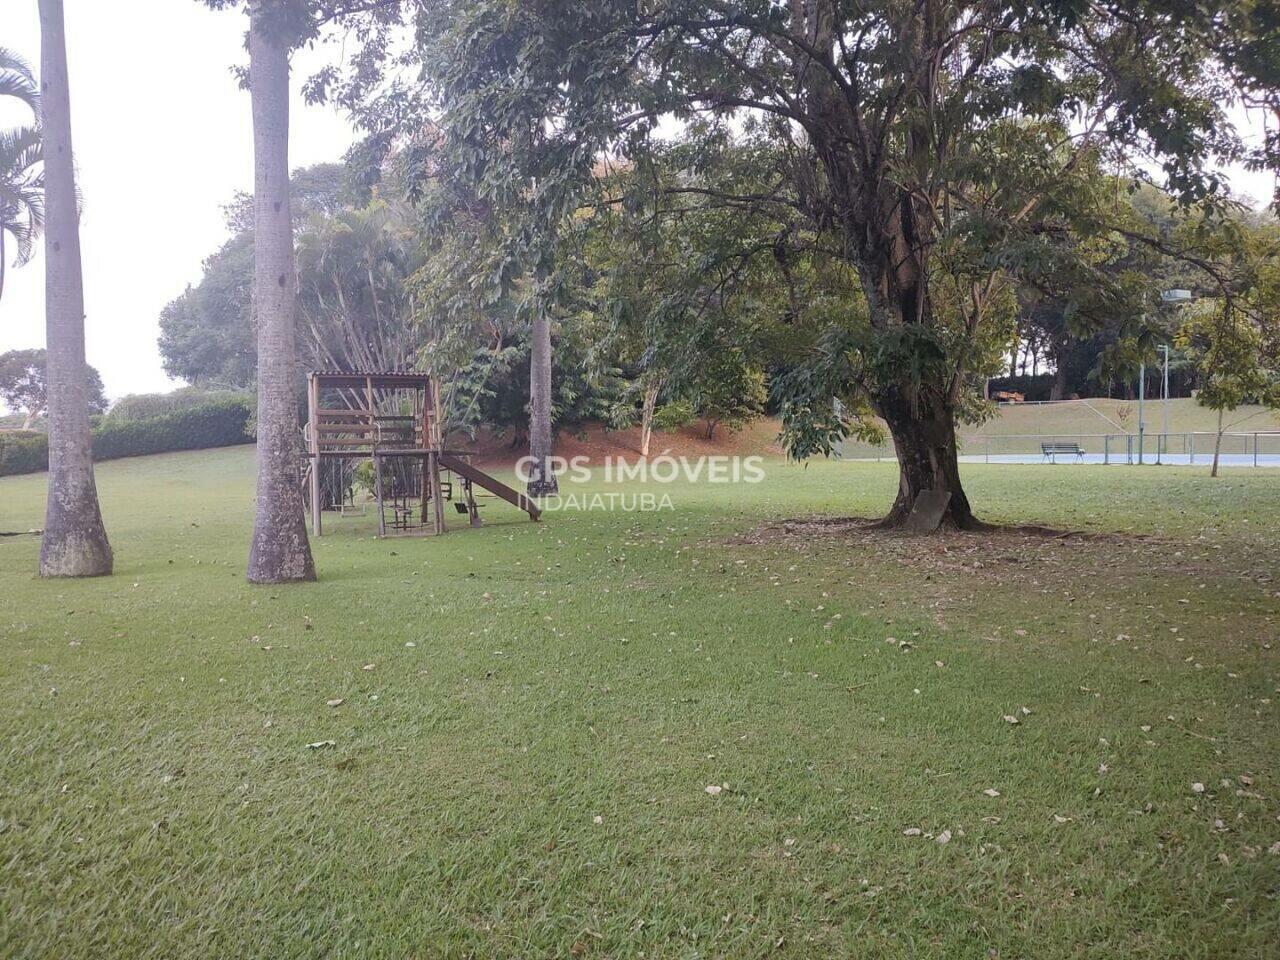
[317,0,1279,525]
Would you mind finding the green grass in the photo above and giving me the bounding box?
[2,447,1279,958]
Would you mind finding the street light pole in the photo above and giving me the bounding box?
[1160,345,1170,464]
[1146,290,1193,467]
[1137,361,1145,465]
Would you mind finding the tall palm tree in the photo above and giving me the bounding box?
[0,48,43,304]
[37,0,112,577]
[245,0,315,583]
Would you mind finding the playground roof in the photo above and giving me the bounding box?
[308,371,432,389]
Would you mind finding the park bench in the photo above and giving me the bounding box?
[1041,441,1085,462]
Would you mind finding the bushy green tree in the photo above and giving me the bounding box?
[0,347,106,429]
[334,0,1277,528]
[1177,234,1280,475]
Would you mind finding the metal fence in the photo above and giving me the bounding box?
[837,432,1280,467]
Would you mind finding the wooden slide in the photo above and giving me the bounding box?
[438,454,542,521]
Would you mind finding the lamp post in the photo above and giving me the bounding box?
[1138,289,1193,467]
[1158,344,1170,464]
[1137,360,1146,464]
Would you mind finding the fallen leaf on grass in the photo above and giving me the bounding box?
[903,827,923,837]
[983,788,1001,797]
[307,740,336,750]
[705,784,723,796]
[935,829,952,845]
[1003,714,1021,725]
[326,698,344,708]
[1192,782,1206,794]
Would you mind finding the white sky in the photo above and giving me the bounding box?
[0,1,1275,405]
[0,0,354,401]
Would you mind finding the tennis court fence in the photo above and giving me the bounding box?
[836,431,1280,467]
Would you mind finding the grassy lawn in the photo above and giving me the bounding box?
[2,447,1278,958]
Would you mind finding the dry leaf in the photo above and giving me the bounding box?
[326,698,344,708]
[983,788,1001,797]
[306,740,335,750]
[935,829,952,844]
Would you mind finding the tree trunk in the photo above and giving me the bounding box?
[639,381,659,457]
[525,305,558,496]
[37,0,111,578]
[1211,408,1224,478]
[875,383,979,530]
[1049,361,1070,401]
[246,2,315,583]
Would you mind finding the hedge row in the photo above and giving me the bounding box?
[0,398,253,477]
[107,388,252,423]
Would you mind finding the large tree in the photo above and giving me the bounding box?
[36,0,112,577]
[0,347,107,429]
[244,0,315,583]
[203,0,404,580]
[157,162,369,388]
[342,0,1276,528]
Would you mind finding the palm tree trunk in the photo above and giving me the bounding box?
[246,1,315,583]
[526,305,558,496]
[37,0,111,578]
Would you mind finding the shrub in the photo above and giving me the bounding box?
[0,398,254,477]
[91,398,254,460]
[0,431,49,476]
[107,387,252,422]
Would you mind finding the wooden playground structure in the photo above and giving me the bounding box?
[301,371,540,537]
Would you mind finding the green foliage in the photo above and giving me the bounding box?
[157,163,377,388]
[157,232,256,388]
[0,398,253,477]
[443,328,626,441]
[651,399,696,433]
[1177,306,1280,416]
[1173,216,1280,421]
[0,430,47,476]
[689,353,767,439]
[331,0,1278,484]
[0,348,107,427]
[107,387,252,422]
[0,46,42,302]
